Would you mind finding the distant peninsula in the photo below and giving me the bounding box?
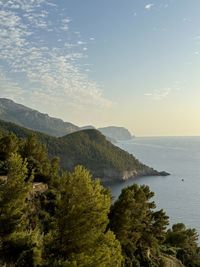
[98,126,134,141]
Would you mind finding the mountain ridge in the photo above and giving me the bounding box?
[0,98,134,141]
[0,98,79,137]
[0,119,169,182]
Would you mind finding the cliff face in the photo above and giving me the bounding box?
[100,169,139,182]
[99,167,168,183]
[0,98,79,137]
[98,126,133,141]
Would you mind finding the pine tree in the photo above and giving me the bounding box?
[165,223,200,266]
[44,165,123,267]
[109,184,169,267]
[0,133,19,161]
[0,153,42,266]
[20,135,51,182]
[0,133,20,175]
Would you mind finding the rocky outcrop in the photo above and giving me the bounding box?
[100,167,169,183]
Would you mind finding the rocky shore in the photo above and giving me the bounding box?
[100,167,170,183]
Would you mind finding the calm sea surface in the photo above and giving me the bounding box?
[109,137,200,237]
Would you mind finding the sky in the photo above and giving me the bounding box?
[0,0,200,136]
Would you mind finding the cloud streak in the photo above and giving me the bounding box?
[144,87,180,100]
[0,0,112,113]
[145,3,154,10]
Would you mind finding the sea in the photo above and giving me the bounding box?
[109,136,200,237]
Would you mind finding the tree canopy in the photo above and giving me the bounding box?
[0,130,199,267]
[109,184,169,266]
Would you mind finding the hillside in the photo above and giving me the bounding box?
[0,98,79,137]
[98,126,133,141]
[0,119,168,182]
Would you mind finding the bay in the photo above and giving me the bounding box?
[110,136,200,236]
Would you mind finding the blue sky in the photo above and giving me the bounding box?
[0,0,200,136]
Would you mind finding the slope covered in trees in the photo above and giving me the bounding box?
[0,155,122,266]
[0,132,199,266]
[0,119,166,182]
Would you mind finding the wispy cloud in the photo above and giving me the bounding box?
[144,2,170,12]
[144,87,180,100]
[0,0,112,113]
[145,3,154,10]
[60,17,71,31]
[0,70,25,100]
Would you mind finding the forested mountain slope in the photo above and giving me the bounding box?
[0,119,166,182]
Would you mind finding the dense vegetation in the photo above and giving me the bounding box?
[0,119,160,182]
[0,131,200,266]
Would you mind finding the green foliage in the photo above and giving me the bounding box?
[0,153,42,266]
[109,184,169,267]
[0,119,150,181]
[0,154,31,237]
[0,131,60,184]
[151,209,169,243]
[0,125,199,267]
[44,166,123,266]
[20,135,51,182]
[165,223,200,266]
[57,130,145,176]
[0,133,19,161]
